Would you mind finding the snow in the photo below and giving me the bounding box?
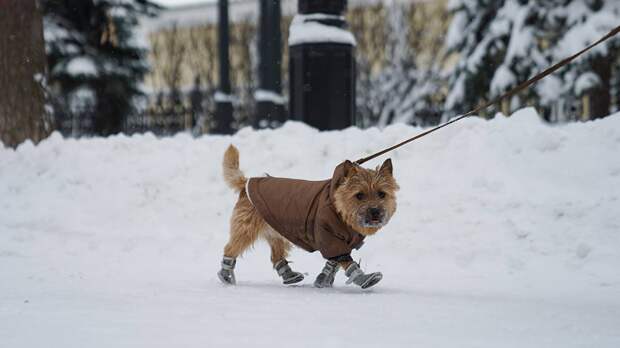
[444,74,465,110]
[490,65,516,95]
[214,91,235,103]
[536,75,563,105]
[140,0,298,32]
[65,56,98,77]
[43,17,70,42]
[551,2,620,60]
[444,10,468,50]
[289,14,356,46]
[43,17,81,56]
[2,108,620,347]
[574,71,602,96]
[67,87,96,113]
[254,89,286,105]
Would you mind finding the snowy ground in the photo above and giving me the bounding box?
[1,108,620,347]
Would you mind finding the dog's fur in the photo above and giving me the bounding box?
[221,144,399,272]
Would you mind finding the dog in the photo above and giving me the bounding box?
[217,145,398,289]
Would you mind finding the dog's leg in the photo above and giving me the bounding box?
[218,223,260,285]
[313,259,340,288]
[338,260,353,270]
[264,232,304,285]
[218,195,262,285]
[265,233,291,264]
[223,221,260,259]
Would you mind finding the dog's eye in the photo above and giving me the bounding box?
[355,192,365,200]
[378,191,386,199]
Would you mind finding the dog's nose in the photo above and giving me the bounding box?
[369,208,382,220]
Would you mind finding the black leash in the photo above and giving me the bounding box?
[355,24,620,165]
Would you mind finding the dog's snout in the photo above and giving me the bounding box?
[369,208,382,220]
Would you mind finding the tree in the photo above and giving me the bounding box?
[43,0,160,136]
[151,23,187,106]
[377,2,447,127]
[349,3,386,127]
[547,0,620,120]
[371,2,420,126]
[443,0,509,119]
[230,17,257,129]
[350,1,448,127]
[187,24,218,128]
[443,0,620,122]
[0,0,52,148]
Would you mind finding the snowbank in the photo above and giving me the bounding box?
[1,108,619,347]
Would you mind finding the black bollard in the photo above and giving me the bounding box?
[289,0,356,130]
[213,0,234,134]
[255,0,285,129]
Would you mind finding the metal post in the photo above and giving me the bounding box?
[256,0,285,128]
[289,0,356,130]
[213,0,234,134]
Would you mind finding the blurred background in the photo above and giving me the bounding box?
[1,0,619,147]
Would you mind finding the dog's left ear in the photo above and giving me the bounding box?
[379,158,393,176]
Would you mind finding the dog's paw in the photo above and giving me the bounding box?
[283,271,304,285]
[313,273,335,288]
[217,269,236,285]
[360,272,382,289]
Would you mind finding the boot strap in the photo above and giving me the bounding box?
[345,263,364,284]
[274,260,291,276]
[221,256,236,270]
[322,260,339,275]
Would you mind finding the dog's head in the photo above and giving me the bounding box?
[332,159,399,236]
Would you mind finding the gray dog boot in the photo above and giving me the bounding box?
[314,259,340,288]
[274,260,304,285]
[217,256,236,285]
[345,262,383,289]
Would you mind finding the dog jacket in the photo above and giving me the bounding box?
[246,161,365,260]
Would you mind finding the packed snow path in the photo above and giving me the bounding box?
[2,108,619,347]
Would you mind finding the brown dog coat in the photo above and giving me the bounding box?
[246,161,365,260]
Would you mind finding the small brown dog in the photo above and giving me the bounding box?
[217,145,398,289]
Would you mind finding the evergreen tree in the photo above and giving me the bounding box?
[371,2,419,126]
[547,0,620,120]
[443,0,509,119]
[359,2,442,127]
[488,1,550,111]
[444,0,563,119]
[43,0,160,136]
[444,0,620,121]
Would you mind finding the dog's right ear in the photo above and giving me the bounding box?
[331,160,357,190]
[343,160,364,179]
[342,160,357,177]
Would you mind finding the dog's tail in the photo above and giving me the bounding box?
[222,144,247,192]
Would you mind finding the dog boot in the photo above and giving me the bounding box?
[314,259,339,288]
[217,256,236,285]
[345,262,382,289]
[274,259,304,285]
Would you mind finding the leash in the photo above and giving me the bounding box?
[355,24,620,165]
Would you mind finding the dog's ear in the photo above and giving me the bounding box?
[378,158,393,176]
[331,160,358,191]
[342,160,359,177]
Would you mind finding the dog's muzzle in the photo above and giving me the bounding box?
[360,207,387,228]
